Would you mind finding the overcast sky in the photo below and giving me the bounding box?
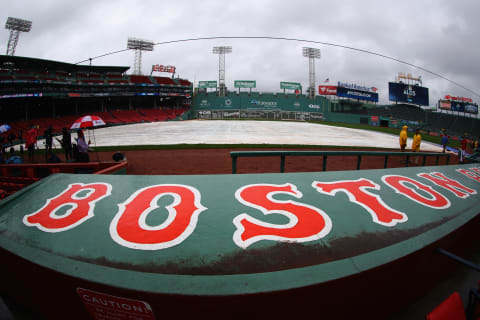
[2,0,479,107]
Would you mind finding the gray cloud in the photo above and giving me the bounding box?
[2,0,479,108]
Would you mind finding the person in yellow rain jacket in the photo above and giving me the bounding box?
[412,128,422,164]
[412,128,422,152]
[399,125,408,152]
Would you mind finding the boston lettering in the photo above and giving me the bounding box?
[23,168,480,250]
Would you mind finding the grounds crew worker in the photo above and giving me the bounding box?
[412,128,422,152]
[399,125,408,152]
[412,128,422,164]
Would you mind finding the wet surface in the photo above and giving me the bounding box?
[64,217,452,275]
[33,120,443,152]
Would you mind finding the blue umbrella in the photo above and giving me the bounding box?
[0,124,11,133]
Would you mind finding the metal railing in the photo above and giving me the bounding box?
[230,150,450,174]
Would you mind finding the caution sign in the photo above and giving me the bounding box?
[77,288,155,320]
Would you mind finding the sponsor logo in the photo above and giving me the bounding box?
[318,85,337,95]
[403,86,416,97]
[223,111,240,117]
[224,99,232,106]
[338,81,376,92]
[308,104,321,109]
[250,100,277,107]
[444,95,473,103]
[347,90,372,98]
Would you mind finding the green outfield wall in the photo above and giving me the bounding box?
[193,92,404,127]
[194,92,329,113]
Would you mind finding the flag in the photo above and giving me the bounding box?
[324,78,329,83]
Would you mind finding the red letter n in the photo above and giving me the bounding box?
[418,172,476,199]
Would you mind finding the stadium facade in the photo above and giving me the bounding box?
[1,54,479,138]
[0,55,192,123]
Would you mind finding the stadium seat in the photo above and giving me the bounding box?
[128,75,154,84]
[177,79,192,86]
[152,76,177,85]
[426,292,466,320]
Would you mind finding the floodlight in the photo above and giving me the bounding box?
[212,46,232,96]
[127,38,154,51]
[302,47,321,99]
[127,37,154,75]
[212,46,232,54]
[302,47,321,59]
[4,17,32,56]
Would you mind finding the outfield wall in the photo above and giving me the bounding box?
[194,92,329,113]
[193,92,403,127]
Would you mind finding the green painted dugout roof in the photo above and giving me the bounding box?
[1,165,479,296]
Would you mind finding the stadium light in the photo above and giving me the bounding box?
[127,38,154,75]
[4,17,32,56]
[302,47,321,99]
[213,46,232,96]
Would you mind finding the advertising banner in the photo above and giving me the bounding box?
[336,86,379,102]
[198,81,217,89]
[318,85,337,95]
[444,95,473,103]
[388,82,429,106]
[450,101,479,114]
[234,80,256,88]
[337,82,377,92]
[152,64,176,73]
[280,82,302,90]
[439,100,452,111]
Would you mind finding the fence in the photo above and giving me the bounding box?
[230,150,450,174]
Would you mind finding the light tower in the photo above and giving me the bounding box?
[212,46,232,96]
[127,38,154,75]
[302,47,321,99]
[4,17,32,56]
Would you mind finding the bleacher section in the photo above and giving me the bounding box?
[128,75,154,84]
[0,176,39,199]
[4,108,189,143]
[153,76,177,85]
[0,66,191,89]
[177,79,192,86]
[110,110,144,123]
[354,104,480,137]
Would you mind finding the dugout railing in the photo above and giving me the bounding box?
[230,150,451,174]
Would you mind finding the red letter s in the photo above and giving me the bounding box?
[233,183,332,249]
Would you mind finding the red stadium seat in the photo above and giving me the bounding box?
[177,79,192,86]
[152,76,177,85]
[426,292,466,320]
[128,75,154,84]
